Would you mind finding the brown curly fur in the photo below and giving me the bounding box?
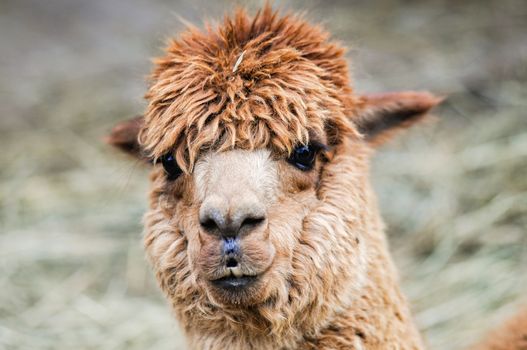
[138,6,357,172]
[105,5,527,350]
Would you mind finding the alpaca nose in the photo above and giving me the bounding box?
[199,196,266,238]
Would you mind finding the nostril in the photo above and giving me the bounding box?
[200,201,265,237]
[241,216,265,228]
[200,218,218,231]
[199,205,226,234]
[226,258,238,268]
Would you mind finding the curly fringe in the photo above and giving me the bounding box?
[139,5,357,172]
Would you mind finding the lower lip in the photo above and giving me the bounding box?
[211,275,257,289]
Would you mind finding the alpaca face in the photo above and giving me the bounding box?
[144,143,333,307]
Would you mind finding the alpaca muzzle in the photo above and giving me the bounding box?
[208,239,261,290]
[199,195,267,239]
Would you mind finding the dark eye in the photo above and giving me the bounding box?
[160,153,183,180]
[287,144,318,171]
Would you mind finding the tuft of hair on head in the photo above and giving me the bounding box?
[135,2,357,173]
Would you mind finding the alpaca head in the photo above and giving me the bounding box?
[108,6,441,340]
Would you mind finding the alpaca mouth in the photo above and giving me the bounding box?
[211,273,258,290]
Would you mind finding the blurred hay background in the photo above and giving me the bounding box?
[0,0,525,349]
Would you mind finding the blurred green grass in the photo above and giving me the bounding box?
[0,0,526,349]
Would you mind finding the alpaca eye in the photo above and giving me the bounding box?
[288,144,318,171]
[160,153,183,180]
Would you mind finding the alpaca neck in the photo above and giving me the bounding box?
[300,231,424,349]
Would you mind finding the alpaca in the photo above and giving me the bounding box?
[106,6,522,350]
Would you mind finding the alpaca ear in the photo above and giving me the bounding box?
[105,115,144,158]
[354,91,443,146]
